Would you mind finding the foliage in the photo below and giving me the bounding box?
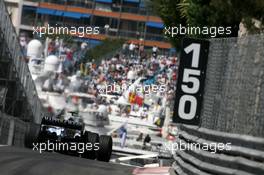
[85,38,126,63]
[150,0,264,47]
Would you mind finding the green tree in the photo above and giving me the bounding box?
[150,0,264,47]
[85,38,126,63]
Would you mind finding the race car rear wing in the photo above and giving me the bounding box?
[41,117,83,130]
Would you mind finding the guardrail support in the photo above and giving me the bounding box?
[7,119,14,145]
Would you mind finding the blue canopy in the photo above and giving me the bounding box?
[89,39,102,45]
[53,10,90,18]
[82,14,91,18]
[146,21,164,29]
[74,38,102,46]
[54,10,64,16]
[123,0,140,3]
[139,2,145,7]
[63,11,83,19]
[36,8,55,15]
[95,0,112,3]
[23,5,36,11]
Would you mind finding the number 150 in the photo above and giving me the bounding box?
[178,44,201,120]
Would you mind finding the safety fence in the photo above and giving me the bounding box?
[172,124,264,175]
[0,112,28,147]
[0,0,45,123]
[173,35,264,174]
[200,35,264,137]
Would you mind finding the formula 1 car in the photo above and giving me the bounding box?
[24,116,112,162]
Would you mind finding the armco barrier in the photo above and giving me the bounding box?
[172,35,264,175]
[0,112,28,147]
[0,0,45,123]
[200,35,264,137]
[172,124,264,175]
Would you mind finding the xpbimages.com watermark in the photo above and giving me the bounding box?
[98,82,167,95]
[163,140,232,153]
[33,24,100,37]
[32,140,99,154]
[164,24,232,38]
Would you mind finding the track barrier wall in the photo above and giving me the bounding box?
[173,35,264,175]
[0,112,28,147]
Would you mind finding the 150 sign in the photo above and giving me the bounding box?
[173,38,209,125]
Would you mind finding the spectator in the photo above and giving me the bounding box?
[144,134,151,144]
[122,42,129,56]
[152,45,159,58]
[42,76,54,92]
[129,42,135,58]
[69,71,83,92]
[19,36,28,56]
[53,73,66,93]
[136,133,143,141]
[119,125,127,148]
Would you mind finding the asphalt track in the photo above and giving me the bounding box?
[0,146,133,175]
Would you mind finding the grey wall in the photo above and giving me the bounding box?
[200,35,264,137]
[0,112,27,147]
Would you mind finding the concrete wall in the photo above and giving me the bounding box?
[0,112,27,147]
[4,0,23,34]
[0,0,45,123]
[200,35,264,137]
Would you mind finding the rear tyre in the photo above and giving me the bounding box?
[24,123,40,148]
[82,131,99,160]
[97,135,113,162]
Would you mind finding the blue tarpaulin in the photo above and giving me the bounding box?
[52,10,90,18]
[89,39,101,44]
[36,8,55,15]
[23,5,36,11]
[82,14,91,18]
[146,21,164,29]
[37,7,91,19]
[54,10,64,16]
[95,0,112,3]
[89,39,102,46]
[123,0,140,3]
[143,78,156,85]
[63,11,82,19]
[74,38,102,47]
[139,2,145,7]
